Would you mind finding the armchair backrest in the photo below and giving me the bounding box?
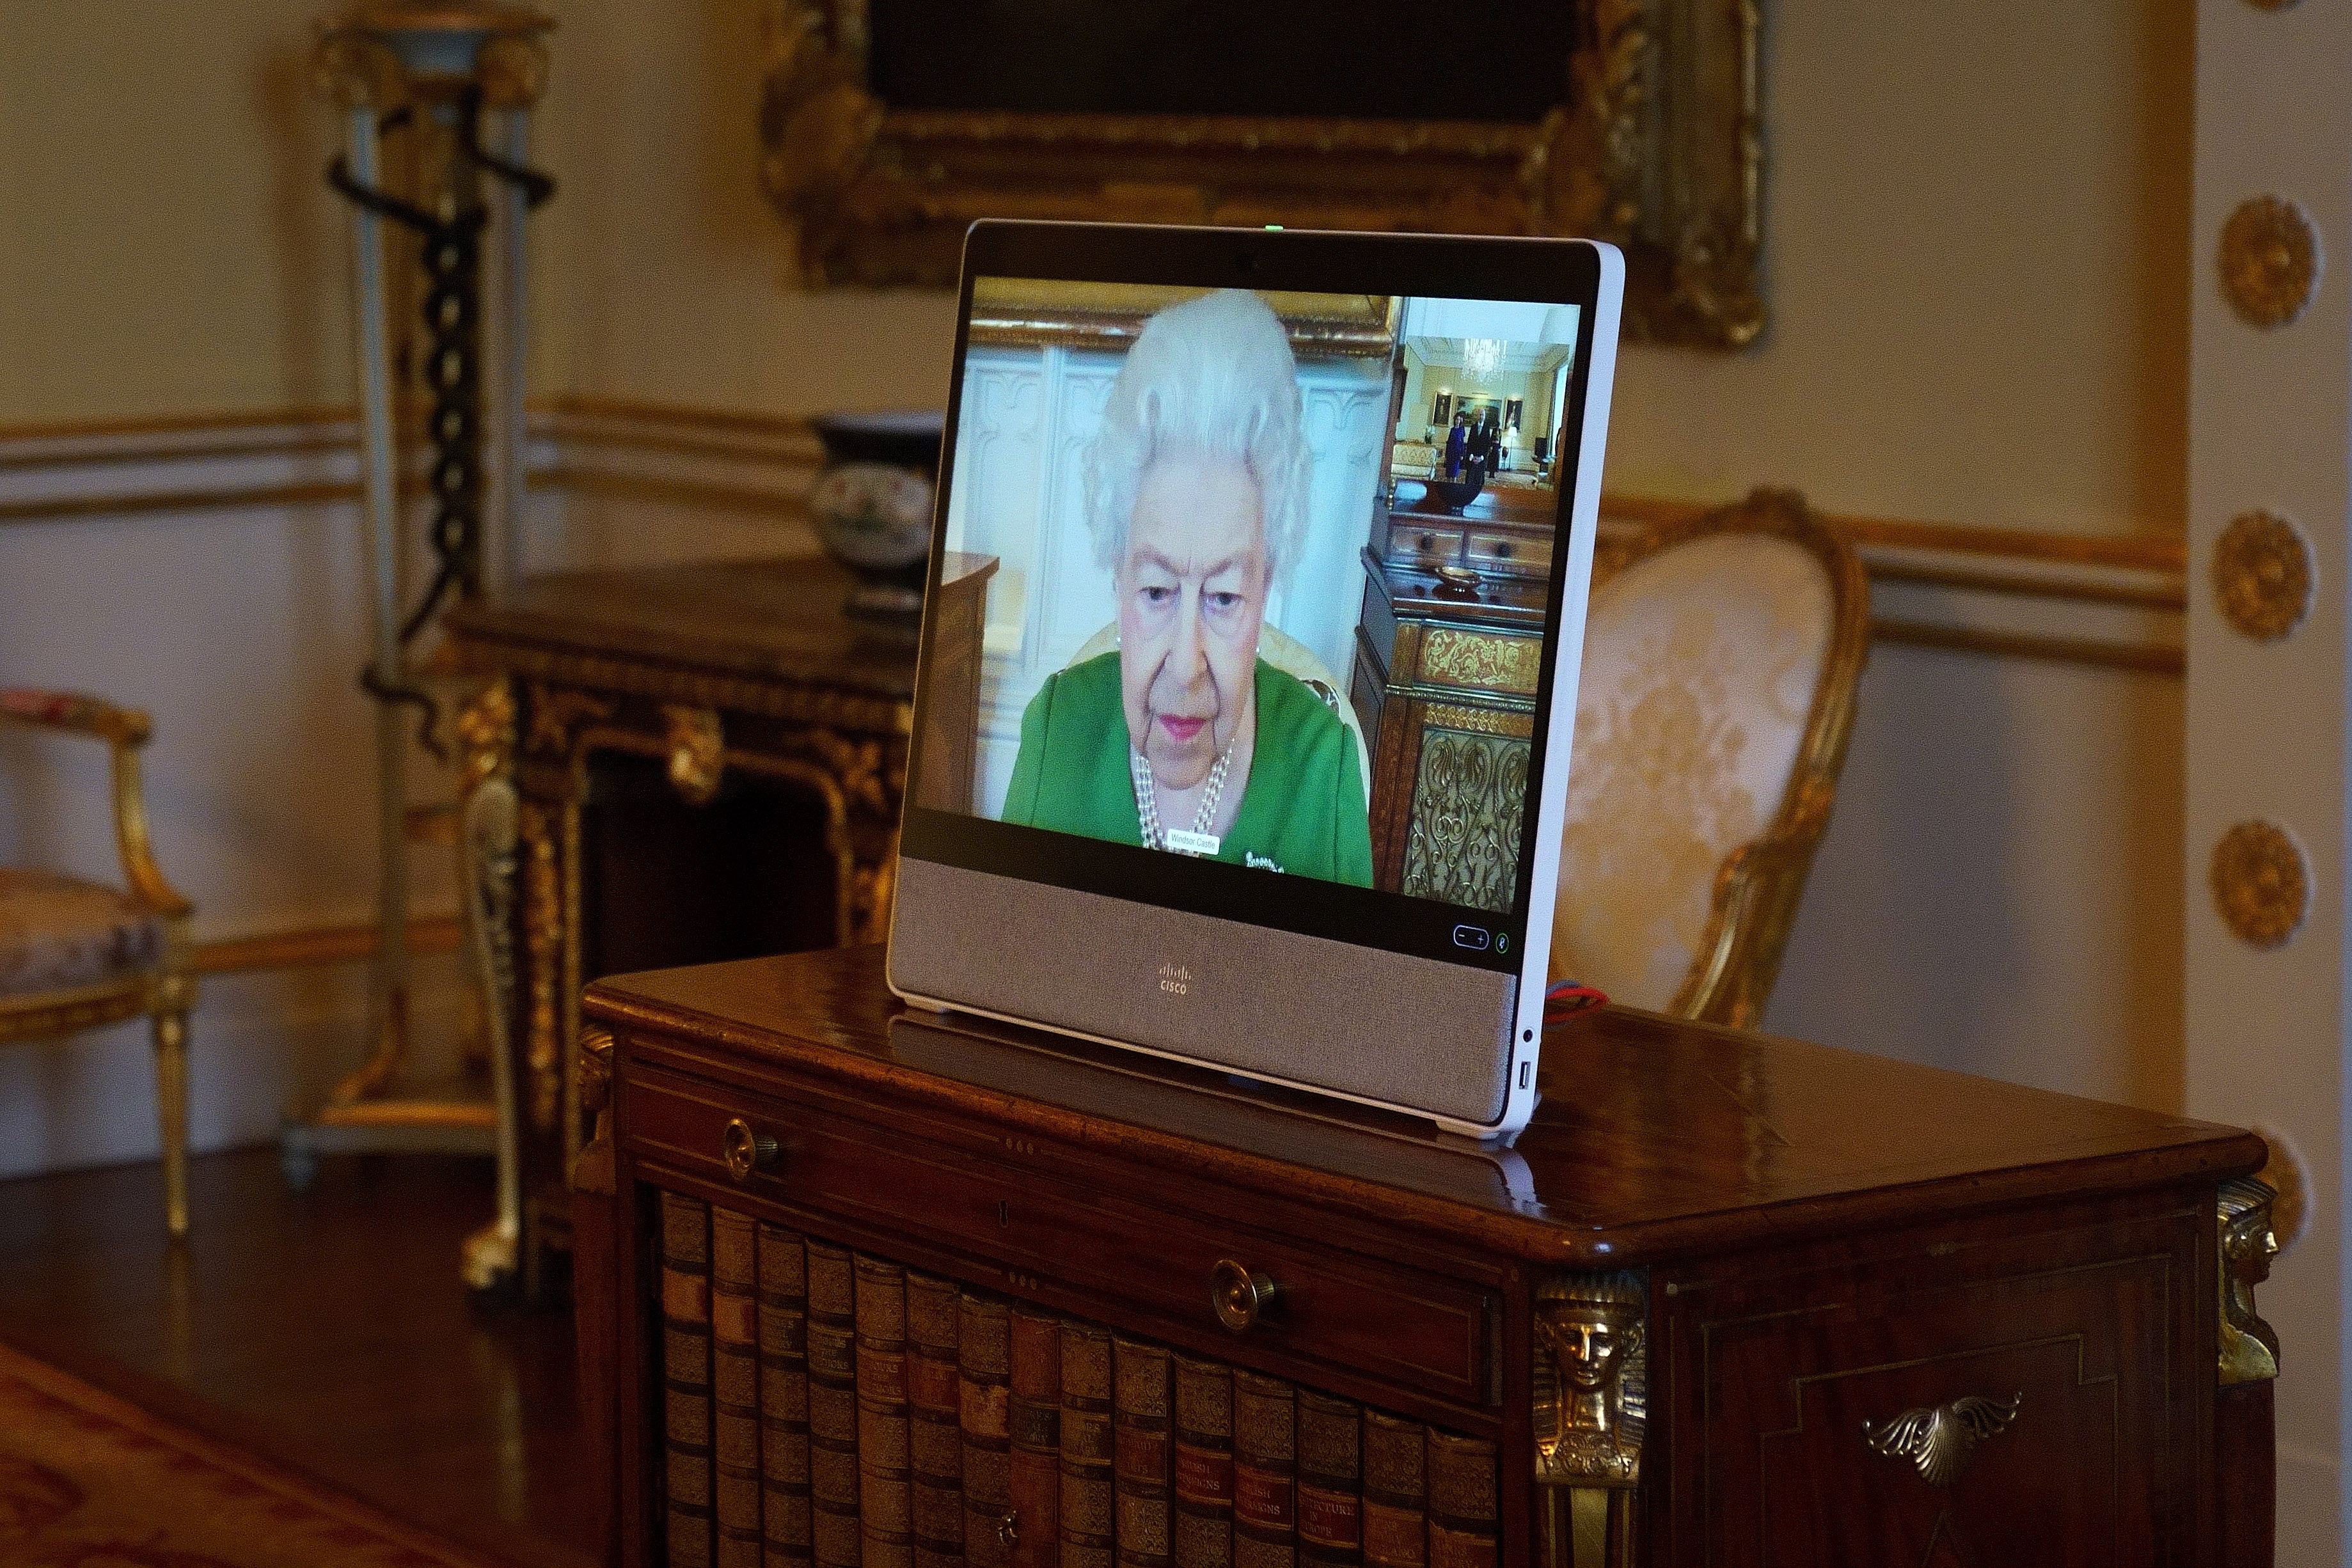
[1547,489,1868,1026]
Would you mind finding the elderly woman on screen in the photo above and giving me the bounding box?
[1000,290,1375,886]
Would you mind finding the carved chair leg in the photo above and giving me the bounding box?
[152,1008,190,1238]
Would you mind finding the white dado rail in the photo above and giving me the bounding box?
[0,399,2185,686]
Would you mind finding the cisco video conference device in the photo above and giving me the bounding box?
[888,219,1623,1140]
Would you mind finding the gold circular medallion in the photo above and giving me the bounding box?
[2213,510,2314,641]
[2210,820,2310,949]
[2220,196,2321,328]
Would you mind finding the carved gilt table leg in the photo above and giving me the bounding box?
[1534,1271,1646,1568]
[514,678,603,1294]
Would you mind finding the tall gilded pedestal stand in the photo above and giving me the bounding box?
[283,1,554,1295]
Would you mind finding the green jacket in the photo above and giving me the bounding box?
[1002,652,1375,887]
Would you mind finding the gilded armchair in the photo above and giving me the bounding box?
[1549,488,1870,1026]
[0,689,198,1235]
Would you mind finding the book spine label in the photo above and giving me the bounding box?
[757,1223,812,1568]
[1357,1414,1425,1568]
[906,1271,966,1568]
[1423,1432,1496,1568]
[1112,1337,1175,1568]
[805,1240,862,1568]
[1295,1393,1361,1568]
[1007,1308,1062,1568]
[1059,1323,1117,1568]
[857,1256,916,1568]
[661,1191,716,1568]
[1172,1353,1235,1568]
[1231,1372,1297,1568]
[958,1292,1014,1568]
[713,1208,765,1568]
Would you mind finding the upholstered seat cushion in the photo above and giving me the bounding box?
[1551,532,1833,1009]
[0,867,164,999]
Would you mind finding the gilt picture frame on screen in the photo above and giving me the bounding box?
[889,220,1623,1140]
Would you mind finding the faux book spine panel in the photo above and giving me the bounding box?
[1232,1372,1298,1568]
[807,1240,863,1568]
[1423,1434,1497,1568]
[714,1209,766,1568]
[1114,1338,1176,1568]
[757,1223,814,1568]
[856,1257,916,1568]
[644,1191,1494,1568]
[959,1292,1015,1568]
[1359,1414,1426,1568]
[1009,1308,1063,1568]
[1296,1393,1362,1568]
[662,1192,716,1568]
[1172,1354,1235,1568]
[908,1271,967,1568]
[1060,1323,1119,1568]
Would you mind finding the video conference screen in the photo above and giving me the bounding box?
[911,279,1584,934]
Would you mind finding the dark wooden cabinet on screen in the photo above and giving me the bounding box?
[571,946,2282,1567]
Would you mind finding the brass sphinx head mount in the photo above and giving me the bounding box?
[1538,1277,1646,1416]
[2218,1175,2282,1384]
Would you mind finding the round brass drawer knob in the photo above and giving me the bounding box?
[1210,1258,1281,1332]
[996,1510,1020,1548]
[721,1118,780,1182]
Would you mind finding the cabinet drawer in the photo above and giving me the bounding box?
[1384,520,1464,567]
[624,1065,1496,1409]
[1464,528,1551,577]
[1664,1235,2187,1567]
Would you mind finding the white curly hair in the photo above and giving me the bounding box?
[1082,288,1312,591]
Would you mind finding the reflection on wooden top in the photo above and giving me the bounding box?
[586,945,2262,1267]
[445,554,996,701]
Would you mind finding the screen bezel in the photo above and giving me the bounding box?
[899,221,1607,975]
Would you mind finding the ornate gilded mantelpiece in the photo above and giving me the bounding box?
[443,552,994,1283]
[756,0,1764,348]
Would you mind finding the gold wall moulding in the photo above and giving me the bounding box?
[2213,509,2313,641]
[757,0,1765,349]
[2220,195,2321,329]
[8,401,2204,675]
[2209,819,2310,949]
[191,913,462,975]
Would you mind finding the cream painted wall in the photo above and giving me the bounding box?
[0,4,352,422]
[1,0,2194,1208]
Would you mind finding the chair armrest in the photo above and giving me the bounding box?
[0,687,193,921]
[1,687,151,746]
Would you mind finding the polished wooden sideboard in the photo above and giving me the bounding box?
[574,946,2281,1567]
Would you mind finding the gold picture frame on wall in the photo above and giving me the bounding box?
[757,0,1764,349]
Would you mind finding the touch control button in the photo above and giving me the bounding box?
[1452,925,1490,951]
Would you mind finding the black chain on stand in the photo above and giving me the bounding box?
[329,91,555,758]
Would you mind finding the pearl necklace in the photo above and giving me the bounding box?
[1133,735,1235,857]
